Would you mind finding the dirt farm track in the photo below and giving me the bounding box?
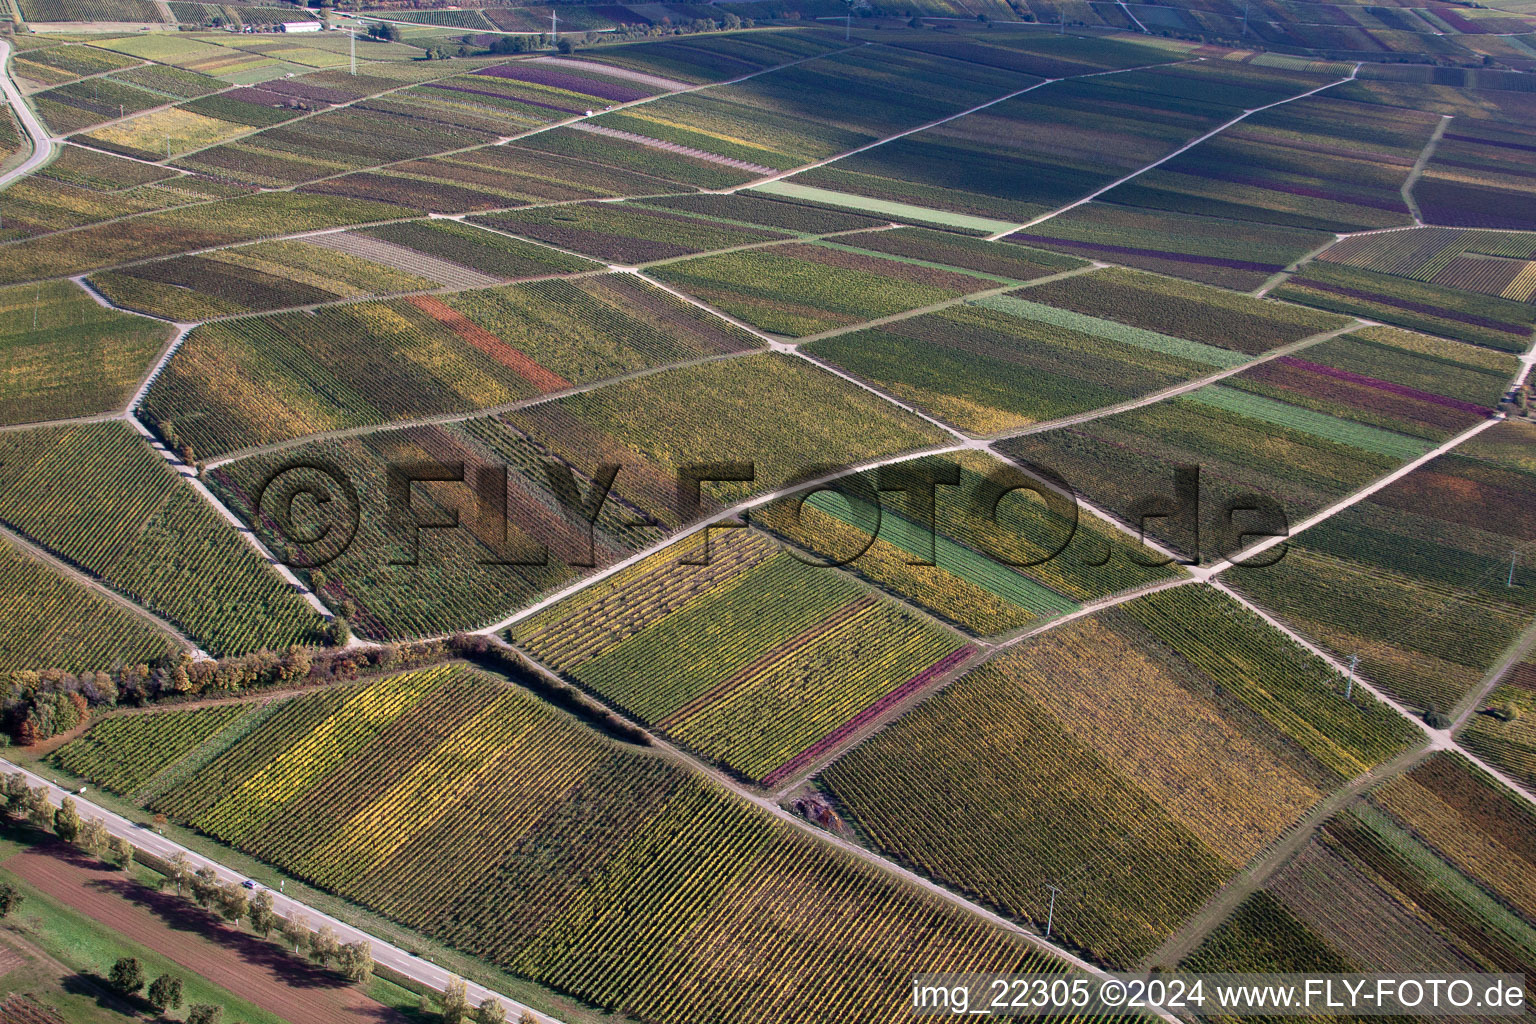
[6,840,409,1024]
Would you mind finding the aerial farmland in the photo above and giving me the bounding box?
[0,0,1534,1021]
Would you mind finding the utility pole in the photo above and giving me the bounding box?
[1508,550,1519,587]
[1344,654,1358,701]
[1059,9,1065,32]
[350,25,356,75]
[1242,0,1249,36]
[1044,885,1060,938]
[550,9,557,43]
[845,12,850,39]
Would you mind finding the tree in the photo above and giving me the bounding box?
[167,852,192,896]
[442,977,470,1024]
[3,774,27,814]
[53,796,81,843]
[78,817,109,857]
[518,1011,539,1024]
[109,835,134,872]
[326,616,351,646]
[474,999,507,1023]
[555,37,573,53]
[148,974,184,1013]
[248,890,276,938]
[0,883,23,919]
[109,957,146,996]
[25,787,52,831]
[191,866,218,907]
[216,882,247,926]
[336,940,372,983]
[281,914,311,956]
[186,1005,223,1024]
[310,924,340,966]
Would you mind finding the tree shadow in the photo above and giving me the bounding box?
[61,971,148,1016]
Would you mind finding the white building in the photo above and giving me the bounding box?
[279,20,321,32]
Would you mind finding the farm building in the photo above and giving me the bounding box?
[279,20,319,31]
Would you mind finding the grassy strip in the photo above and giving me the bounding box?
[975,294,1251,368]
[1183,386,1434,461]
[750,181,1018,235]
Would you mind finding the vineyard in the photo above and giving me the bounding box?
[1190,754,1536,982]
[1224,325,1514,442]
[1102,95,1440,233]
[0,421,324,655]
[0,193,413,286]
[1275,262,1536,353]
[750,451,1181,635]
[61,664,1065,1024]
[52,702,251,794]
[89,238,443,321]
[1458,650,1536,789]
[649,243,1000,337]
[6,16,1536,1023]
[142,273,763,458]
[0,279,171,425]
[1228,419,1536,713]
[471,201,792,265]
[510,527,972,781]
[821,583,1412,967]
[1017,266,1348,355]
[804,283,1254,436]
[1317,227,1536,303]
[356,219,599,279]
[585,43,1046,172]
[998,389,1404,562]
[1415,118,1536,231]
[0,539,178,674]
[1010,202,1335,291]
[641,193,887,235]
[788,61,1331,226]
[495,353,949,509]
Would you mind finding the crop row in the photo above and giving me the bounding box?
[0,422,324,655]
[1276,262,1536,353]
[52,704,248,794]
[472,201,790,265]
[357,219,597,279]
[1105,95,1439,233]
[88,664,1063,1023]
[517,529,968,781]
[749,451,1178,636]
[650,242,996,337]
[791,60,1323,227]
[0,539,177,674]
[1011,202,1334,292]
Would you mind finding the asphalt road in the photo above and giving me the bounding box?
[0,39,55,188]
[1,758,559,1024]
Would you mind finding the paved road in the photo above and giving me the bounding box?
[1,759,559,1024]
[0,38,55,189]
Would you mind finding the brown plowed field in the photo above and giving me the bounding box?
[6,842,409,1024]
